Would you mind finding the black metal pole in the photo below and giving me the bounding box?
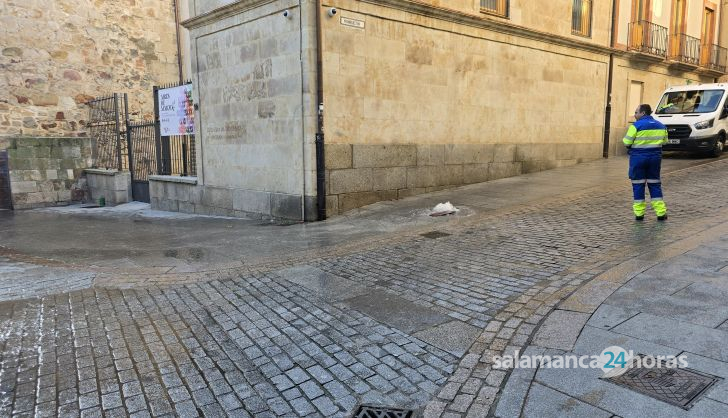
[153,86,163,175]
[315,0,326,221]
[182,141,188,176]
[603,0,618,159]
[124,94,134,181]
[113,93,123,170]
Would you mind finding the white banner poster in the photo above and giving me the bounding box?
[158,84,194,136]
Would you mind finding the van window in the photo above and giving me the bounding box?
[656,89,724,114]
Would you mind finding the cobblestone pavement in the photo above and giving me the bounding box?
[2,156,728,417]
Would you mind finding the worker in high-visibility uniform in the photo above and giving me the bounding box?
[623,104,668,221]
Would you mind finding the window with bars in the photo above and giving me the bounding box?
[480,0,509,18]
[572,0,593,37]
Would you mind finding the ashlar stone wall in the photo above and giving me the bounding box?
[1,0,181,138]
[175,0,320,220]
[1,137,92,209]
[321,1,608,214]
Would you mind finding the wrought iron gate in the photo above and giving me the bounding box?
[87,94,128,171]
[87,85,196,204]
[127,121,157,203]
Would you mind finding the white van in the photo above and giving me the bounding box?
[655,83,728,157]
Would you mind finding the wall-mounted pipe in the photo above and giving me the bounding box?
[173,0,184,83]
[603,0,618,158]
[315,0,326,220]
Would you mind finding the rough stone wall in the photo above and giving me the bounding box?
[0,0,181,138]
[3,137,92,209]
[321,2,608,215]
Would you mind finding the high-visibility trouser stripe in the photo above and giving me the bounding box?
[646,179,661,183]
[651,197,663,201]
[631,180,646,184]
[633,199,645,203]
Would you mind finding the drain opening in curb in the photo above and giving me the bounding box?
[421,231,451,239]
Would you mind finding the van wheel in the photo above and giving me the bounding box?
[710,138,724,158]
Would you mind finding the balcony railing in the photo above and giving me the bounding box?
[668,33,701,66]
[701,44,727,73]
[628,21,668,57]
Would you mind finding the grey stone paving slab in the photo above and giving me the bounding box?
[586,304,639,330]
[494,347,546,418]
[535,358,728,417]
[412,321,481,356]
[342,289,451,334]
[639,255,725,280]
[522,383,611,418]
[604,273,695,307]
[531,310,590,351]
[573,325,683,358]
[678,352,728,405]
[559,279,623,314]
[612,313,728,362]
[278,265,368,302]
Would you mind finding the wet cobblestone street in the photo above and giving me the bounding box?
[2,157,728,417]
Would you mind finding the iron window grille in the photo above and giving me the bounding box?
[572,0,593,37]
[480,0,509,18]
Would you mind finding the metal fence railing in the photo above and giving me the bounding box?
[126,120,157,182]
[86,94,128,171]
[571,0,592,37]
[702,44,727,73]
[153,81,196,178]
[86,85,196,202]
[159,135,196,177]
[668,33,701,65]
[628,20,668,57]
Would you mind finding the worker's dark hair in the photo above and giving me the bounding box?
[639,104,653,115]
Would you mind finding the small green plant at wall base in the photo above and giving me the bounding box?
[98,197,105,207]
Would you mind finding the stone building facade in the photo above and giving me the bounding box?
[607,0,727,155]
[177,0,726,220]
[0,0,186,208]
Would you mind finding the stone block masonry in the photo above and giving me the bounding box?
[85,170,132,206]
[0,0,180,138]
[325,143,602,215]
[149,176,317,220]
[3,137,92,209]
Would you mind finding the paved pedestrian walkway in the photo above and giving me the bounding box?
[1,154,728,417]
[493,225,728,417]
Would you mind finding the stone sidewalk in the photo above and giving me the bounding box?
[3,155,728,418]
[492,222,728,417]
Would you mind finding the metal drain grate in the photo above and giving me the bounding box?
[602,354,722,409]
[420,231,451,239]
[352,405,414,418]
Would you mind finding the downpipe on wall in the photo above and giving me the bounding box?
[602,0,618,158]
[315,0,326,220]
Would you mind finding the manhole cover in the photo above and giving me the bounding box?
[420,231,451,239]
[602,354,722,410]
[352,405,414,418]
